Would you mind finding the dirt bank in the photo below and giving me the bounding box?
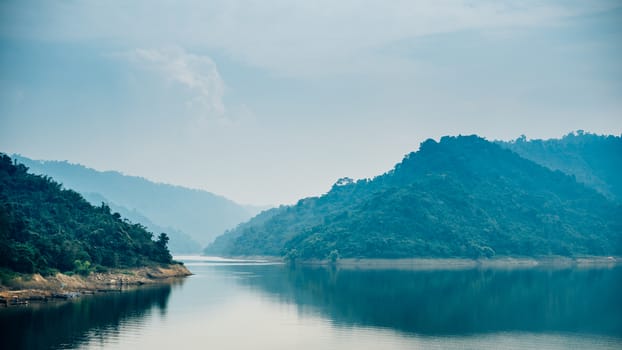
[0,264,191,306]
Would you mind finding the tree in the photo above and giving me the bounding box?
[0,153,176,274]
[157,233,170,248]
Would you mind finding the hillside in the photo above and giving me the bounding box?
[498,131,622,201]
[206,135,622,260]
[80,192,201,254]
[0,154,174,275]
[13,155,264,250]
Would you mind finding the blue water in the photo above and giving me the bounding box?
[1,256,621,349]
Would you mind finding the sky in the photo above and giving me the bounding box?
[1,1,621,206]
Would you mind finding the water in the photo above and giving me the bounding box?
[1,257,621,349]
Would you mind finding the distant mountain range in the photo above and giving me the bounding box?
[13,155,267,254]
[206,133,621,259]
[0,154,174,274]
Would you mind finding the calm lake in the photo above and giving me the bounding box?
[2,257,621,349]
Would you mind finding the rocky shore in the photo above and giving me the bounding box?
[0,264,191,307]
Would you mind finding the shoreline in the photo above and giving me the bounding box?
[297,256,622,270]
[0,263,192,307]
[197,254,621,270]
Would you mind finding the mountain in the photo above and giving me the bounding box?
[497,131,622,202]
[206,135,621,260]
[12,155,264,252]
[0,154,173,274]
[80,192,201,254]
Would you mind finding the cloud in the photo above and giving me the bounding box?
[194,0,618,78]
[124,47,226,118]
[3,0,618,79]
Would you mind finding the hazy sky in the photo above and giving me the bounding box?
[1,1,621,205]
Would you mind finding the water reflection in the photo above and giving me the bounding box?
[231,265,622,338]
[0,283,179,350]
[2,263,621,350]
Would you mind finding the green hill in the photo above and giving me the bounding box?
[0,154,173,275]
[80,192,201,254]
[12,155,265,251]
[206,135,621,260]
[498,131,622,201]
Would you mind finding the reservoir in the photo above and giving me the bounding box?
[2,257,621,349]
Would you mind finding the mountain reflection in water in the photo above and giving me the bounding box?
[0,283,177,350]
[231,265,622,337]
[2,261,621,350]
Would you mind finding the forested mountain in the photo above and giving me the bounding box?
[206,135,621,260]
[498,131,622,201]
[80,192,201,253]
[13,155,264,251]
[0,154,173,275]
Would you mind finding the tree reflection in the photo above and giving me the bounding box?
[235,265,622,337]
[0,283,176,350]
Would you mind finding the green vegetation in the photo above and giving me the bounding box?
[0,154,173,275]
[206,135,622,259]
[498,131,622,201]
[13,155,266,252]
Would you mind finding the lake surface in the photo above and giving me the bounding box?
[2,257,621,349]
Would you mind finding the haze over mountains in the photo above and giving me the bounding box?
[0,154,174,274]
[498,132,622,202]
[13,155,266,254]
[10,132,621,259]
[206,133,622,260]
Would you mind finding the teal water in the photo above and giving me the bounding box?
[1,257,621,349]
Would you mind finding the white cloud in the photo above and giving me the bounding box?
[1,0,620,205]
[3,0,618,78]
[125,47,226,118]
[194,0,617,78]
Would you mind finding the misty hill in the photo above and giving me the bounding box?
[206,135,621,259]
[81,192,201,254]
[498,131,622,201]
[0,154,173,274]
[13,155,263,252]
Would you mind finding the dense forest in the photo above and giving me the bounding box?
[206,135,622,260]
[13,155,264,252]
[0,154,173,275]
[498,131,622,202]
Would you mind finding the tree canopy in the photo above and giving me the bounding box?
[206,135,622,260]
[12,154,261,249]
[498,131,622,201]
[0,154,173,275]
